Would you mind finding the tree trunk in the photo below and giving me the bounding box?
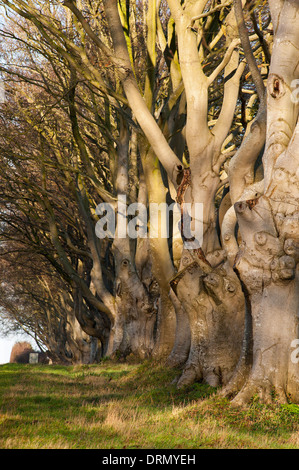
[65,302,98,364]
[172,248,244,388]
[228,196,299,404]
[108,123,158,360]
[112,251,158,359]
[166,289,191,368]
[224,0,299,404]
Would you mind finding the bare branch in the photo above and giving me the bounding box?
[103,0,183,186]
[191,1,232,26]
[207,38,241,86]
[233,0,266,105]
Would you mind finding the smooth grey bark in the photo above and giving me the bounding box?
[166,289,191,368]
[171,251,244,388]
[164,0,246,387]
[108,121,159,360]
[223,0,299,404]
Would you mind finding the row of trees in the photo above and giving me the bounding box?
[0,0,298,405]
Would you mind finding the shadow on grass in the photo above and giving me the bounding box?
[1,361,299,449]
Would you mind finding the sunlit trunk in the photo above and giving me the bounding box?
[225,0,299,404]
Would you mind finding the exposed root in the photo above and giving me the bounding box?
[230,379,290,406]
[177,363,202,389]
[218,363,250,400]
[166,353,188,369]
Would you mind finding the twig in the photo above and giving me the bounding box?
[233,0,266,105]
[191,1,232,27]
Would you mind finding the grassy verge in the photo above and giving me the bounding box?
[0,360,298,449]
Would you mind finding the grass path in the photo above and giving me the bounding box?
[0,360,299,449]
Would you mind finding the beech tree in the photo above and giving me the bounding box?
[0,0,298,404]
[222,0,299,404]
[0,27,112,361]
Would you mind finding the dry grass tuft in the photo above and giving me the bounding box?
[0,362,298,449]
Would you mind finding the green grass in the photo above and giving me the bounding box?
[0,360,298,449]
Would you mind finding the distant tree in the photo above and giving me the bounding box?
[9,341,34,364]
